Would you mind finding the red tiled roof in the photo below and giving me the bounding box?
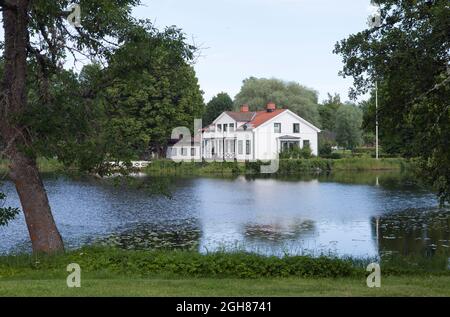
[250,109,287,127]
[223,109,287,128]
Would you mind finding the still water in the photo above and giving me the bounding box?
[0,172,449,258]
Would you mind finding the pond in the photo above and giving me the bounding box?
[0,171,449,258]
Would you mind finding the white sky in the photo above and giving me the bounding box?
[0,0,374,103]
[133,0,373,103]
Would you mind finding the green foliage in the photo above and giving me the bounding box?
[334,0,450,203]
[203,93,233,126]
[0,192,19,227]
[319,93,341,131]
[1,247,448,280]
[78,24,205,167]
[14,23,204,175]
[144,158,406,176]
[234,77,321,126]
[280,146,313,159]
[0,247,356,279]
[335,104,363,150]
[319,141,333,157]
[278,159,332,173]
[145,160,242,176]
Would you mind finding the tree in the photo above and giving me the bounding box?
[234,77,321,126]
[0,0,142,253]
[203,93,233,126]
[319,93,341,131]
[334,0,450,203]
[335,104,363,150]
[94,24,204,159]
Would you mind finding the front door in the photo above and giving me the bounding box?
[281,141,300,152]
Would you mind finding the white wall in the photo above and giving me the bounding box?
[255,111,319,159]
[167,145,201,161]
[200,110,319,161]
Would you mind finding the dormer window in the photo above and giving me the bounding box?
[223,124,228,132]
[217,124,222,132]
[229,123,235,131]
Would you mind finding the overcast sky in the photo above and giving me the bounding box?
[133,0,373,103]
[0,0,374,103]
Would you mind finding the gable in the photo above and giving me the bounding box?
[212,112,237,125]
[254,110,321,132]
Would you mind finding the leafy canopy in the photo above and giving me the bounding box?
[203,92,233,126]
[234,77,321,127]
[334,0,449,203]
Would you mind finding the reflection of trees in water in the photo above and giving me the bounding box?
[96,219,201,250]
[244,219,316,242]
[371,208,450,257]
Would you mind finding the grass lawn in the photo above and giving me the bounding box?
[1,275,449,297]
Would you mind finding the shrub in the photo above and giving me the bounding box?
[0,247,358,279]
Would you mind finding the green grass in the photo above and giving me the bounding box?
[0,158,65,173]
[332,158,408,171]
[0,247,449,296]
[1,275,450,296]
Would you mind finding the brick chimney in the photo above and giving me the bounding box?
[240,104,249,112]
[266,102,276,112]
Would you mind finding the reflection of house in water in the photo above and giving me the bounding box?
[371,209,450,257]
[244,219,316,242]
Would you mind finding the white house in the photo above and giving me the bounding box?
[167,103,321,161]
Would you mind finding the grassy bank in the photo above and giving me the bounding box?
[145,158,409,176]
[2,276,450,296]
[0,247,449,296]
[0,158,65,174]
[0,157,408,176]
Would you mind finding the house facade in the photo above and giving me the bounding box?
[167,103,321,161]
[202,103,320,161]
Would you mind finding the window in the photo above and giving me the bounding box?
[223,124,228,132]
[217,124,222,132]
[229,123,235,131]
[293,123,300,133]
[303,140,310,148]
[246,140,251,155]
[171,148,177,156]
[191,148,196,156]
[181,148,187,156]
[238,140,243,155]
[274,123,281,133]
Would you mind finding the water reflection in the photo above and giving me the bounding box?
[373,208,450,257]
[0,171,448,259]
[244,220,316,242]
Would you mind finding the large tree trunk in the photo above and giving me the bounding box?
[1,0,64,253]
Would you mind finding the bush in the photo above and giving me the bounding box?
[0,247,358,279]
[280,146,312,159]
[329,152,342,159]
[319,143,333,157]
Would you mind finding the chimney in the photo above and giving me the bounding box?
[240,104,249,112]
[266,102,276,112]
